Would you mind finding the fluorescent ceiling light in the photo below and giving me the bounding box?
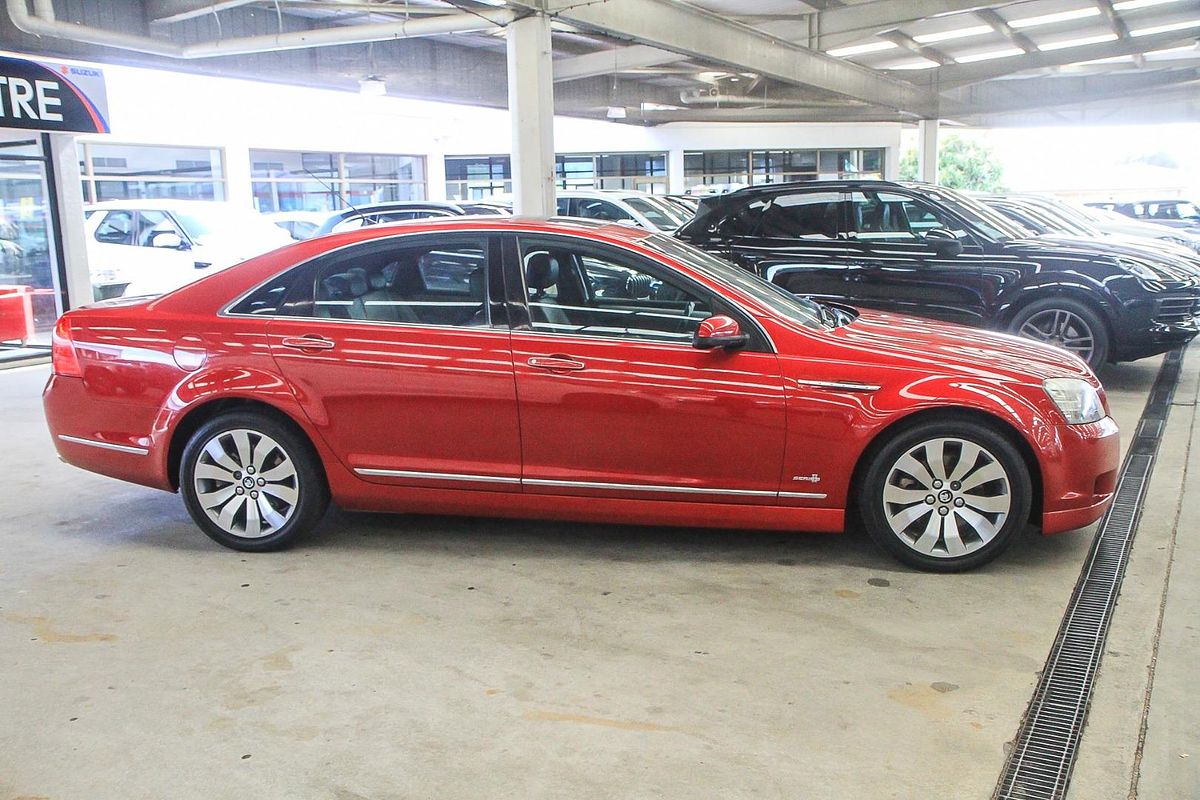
[912,25,992,43]
[826,41,899,57]
[1131,19,1200,36]
[885,58,941,70]
[1039,33,1119,50]
[1113,0,1184,9]
[1010,8,1101,28]
[954,47,1025,63]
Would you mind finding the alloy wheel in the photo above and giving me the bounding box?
[881,437,1012,559]
[1019,308,1095,362]
[192,428,299,539]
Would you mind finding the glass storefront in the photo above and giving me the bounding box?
[684,148,886,190]
[250,149,426,212]
[445,151,669,199]
[0,131,64,361]
[79,142,227,202]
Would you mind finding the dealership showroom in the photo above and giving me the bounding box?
[4,0,1200,797]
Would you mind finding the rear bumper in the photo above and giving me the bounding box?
[1041,416,1120,535]
[43,374,173,491]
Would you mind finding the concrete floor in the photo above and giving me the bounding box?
[0,355,1194,799]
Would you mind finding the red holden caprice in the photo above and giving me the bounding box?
[44,218,1119,571]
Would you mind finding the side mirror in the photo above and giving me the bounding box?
[693,314,748,350]
[150,232,186,250]
[924,228,964,257]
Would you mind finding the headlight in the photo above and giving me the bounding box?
[1043,378,1105,424]
[1117,258,1160,282]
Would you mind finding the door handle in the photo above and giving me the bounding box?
[280,335,336,351]
[528,356,585,372]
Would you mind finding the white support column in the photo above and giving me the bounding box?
[424,149,448,201]
[917,118,939,184]
[667,147,686,195]
[222,143,254,209]
[506,12,556,218]
[47,134,92,309]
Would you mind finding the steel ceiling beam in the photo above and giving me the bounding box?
[953,67,1200,114]
[517,0,940,115]
[553,44,685,82]
[974,8,1037,54]
[815,0,993,49]
[878,30,953,66]
[147,0,258,24]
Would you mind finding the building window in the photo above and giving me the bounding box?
[445,151,669,199]
[78,142,227,203]
[684,148,885,190]
[250,149,426,213]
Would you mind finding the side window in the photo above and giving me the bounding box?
[137,210,184,248]
[308,237,490,327]
[94,210,135,245]
[556,197,570,216]
[519,239,713,344]
[756,192,841,239]
[848,191,959,242]
[574,199,634,223]
[228,271,297,316]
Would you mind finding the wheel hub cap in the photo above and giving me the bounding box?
[1019,309,1095,362]
[882,437,1012,559]
[192,429,299,539]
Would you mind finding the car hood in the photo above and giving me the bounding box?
[1004,235,1200,282]
[822,309,1095,385]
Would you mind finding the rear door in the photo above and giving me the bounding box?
[263,232,523,490]
[712,189,863,302]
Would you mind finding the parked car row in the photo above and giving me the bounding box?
[1086,199,1200,231]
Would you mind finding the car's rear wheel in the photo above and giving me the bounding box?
[858,420,1032,572]
[1009,297,1108,369]
[180,412,328,552]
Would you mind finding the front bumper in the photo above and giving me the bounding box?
[1041,416,1120,534]
[1112,292,1200,362]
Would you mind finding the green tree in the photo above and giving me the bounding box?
[897,136,1005,192]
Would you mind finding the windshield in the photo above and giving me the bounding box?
[625,197,687,231]
[175,206,290,243]
[921,187,1029,241]
[640,233,828,330]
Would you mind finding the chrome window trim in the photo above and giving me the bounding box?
[355,468,827,500]
[58,434,150,456]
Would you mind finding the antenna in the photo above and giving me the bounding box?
[302,164,363,220]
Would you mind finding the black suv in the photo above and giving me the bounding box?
[677,180,1200,368]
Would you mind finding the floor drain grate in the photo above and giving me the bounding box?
[993,348,1186,800]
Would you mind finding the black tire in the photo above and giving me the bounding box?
[180,412,329,552]
[1008,297,1109,369]
[858,419,1033,572]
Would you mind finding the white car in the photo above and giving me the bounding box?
[554,190,690,231]
[1077,204,1200,255]
[85,200,293,298]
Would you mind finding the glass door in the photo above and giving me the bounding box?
[0,130,62,362]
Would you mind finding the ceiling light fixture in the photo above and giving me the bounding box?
[954,47,1026,63]
[826,40,899,57]
[1131,19,1200,36]
[1009,7,1101,28]
[1038,33,1119,50]
[912,25,992,44]
[884,58,941,70]
[606,106,627,119]
[1113,0,1184,10]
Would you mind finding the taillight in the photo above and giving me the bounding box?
[51,316,83,377]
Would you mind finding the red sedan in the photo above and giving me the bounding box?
[44,218,1119,571]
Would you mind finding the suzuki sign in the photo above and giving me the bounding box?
[0,54,109,134]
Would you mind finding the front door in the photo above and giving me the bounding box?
[843,189,992,327]
[266,232,522,490]
[506,234,787,502]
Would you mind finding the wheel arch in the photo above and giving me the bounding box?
[166,396,323,491]
[998,284,1116,336]
[847,406,1044,525]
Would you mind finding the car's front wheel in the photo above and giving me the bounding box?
[180,412,329,552]
[1009,297,1109,369]
[858,420,1032,572]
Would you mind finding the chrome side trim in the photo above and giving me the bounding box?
[794,379,881,393]
[356,468,830,501]
[354,468,520,484]
[58,434,149,456]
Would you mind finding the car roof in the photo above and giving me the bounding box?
[313,214,655,243]
[83,199,244,211]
